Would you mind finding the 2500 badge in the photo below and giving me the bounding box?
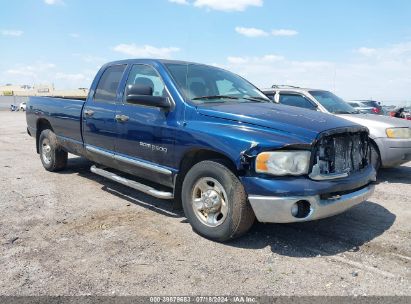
[140,141,168,153]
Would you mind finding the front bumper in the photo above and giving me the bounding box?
[241,165,376,223]
[248,184,375,223]
[375,137,411,168]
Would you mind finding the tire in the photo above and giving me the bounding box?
[369,142,381,172]
[39,129,68,172]
[181,160,255,242]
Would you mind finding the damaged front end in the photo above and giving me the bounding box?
[240,126,372,182]
[309,128,370,181]
[241,126,376,224]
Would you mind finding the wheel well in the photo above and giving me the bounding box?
[172,149,238,210]
[369,138,382,166]
[179,149,238,177]
[36,119,53,153]
[369,138,381,156]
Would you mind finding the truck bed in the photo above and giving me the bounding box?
[26,96,85,144]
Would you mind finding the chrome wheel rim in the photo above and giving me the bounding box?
[41,139,52,165]
[191,177,229,227]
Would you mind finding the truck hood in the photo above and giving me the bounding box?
[337,113,411,129]
[197,103,360,142]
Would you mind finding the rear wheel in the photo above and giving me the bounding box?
[181,160,255,241]
[39,129,68,171]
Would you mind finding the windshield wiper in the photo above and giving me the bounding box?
[243,96,269,103]
[192,95,239,101]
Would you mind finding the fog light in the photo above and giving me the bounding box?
[291,200,311,219]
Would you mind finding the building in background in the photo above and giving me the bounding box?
[0,83,88,99]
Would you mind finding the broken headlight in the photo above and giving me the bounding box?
[255,151,311,176]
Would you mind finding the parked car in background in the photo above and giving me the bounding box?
[350,100,383,115]
[19,102,27,111]
[25,59,377,241]
[348,101,375,114]
[263,86,411,170]
[389,107,411,120]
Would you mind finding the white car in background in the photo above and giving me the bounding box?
[263,86,411,170]
[19,102,27,111]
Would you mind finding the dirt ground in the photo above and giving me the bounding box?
[0,111,410,296]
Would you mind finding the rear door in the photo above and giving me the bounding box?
[82,64,127,163]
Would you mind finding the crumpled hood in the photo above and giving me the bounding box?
[197,103,361,142]
[337,113,411,129]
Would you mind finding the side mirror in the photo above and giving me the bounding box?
[126,84,171,109]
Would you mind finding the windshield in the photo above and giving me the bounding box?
[309,91,358,114]
[165,63,270,104]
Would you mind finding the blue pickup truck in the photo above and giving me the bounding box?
[26,59,376,241]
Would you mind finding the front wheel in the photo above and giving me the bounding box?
[39,129,68,172]
[181,160,255,241]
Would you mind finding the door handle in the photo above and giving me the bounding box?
[115,114,129,122]
[84,109,95,117]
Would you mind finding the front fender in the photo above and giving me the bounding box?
[172,118,313,171]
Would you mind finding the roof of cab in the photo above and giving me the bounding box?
[103,58,203,66]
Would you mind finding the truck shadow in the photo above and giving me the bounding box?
[377,164,411,185]
[229,201,395,257]
[62,156,396,257]
[62,157,184,219]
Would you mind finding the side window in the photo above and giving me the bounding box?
[94,65,126,103]
[126,64,166,100]
[279,94,316,110]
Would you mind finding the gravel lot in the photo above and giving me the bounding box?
[0,111,410,296]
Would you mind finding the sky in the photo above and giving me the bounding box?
[1,0,411,104]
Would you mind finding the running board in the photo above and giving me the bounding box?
[90,165,174,200]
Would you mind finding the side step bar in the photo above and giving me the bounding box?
[90,165,174,200]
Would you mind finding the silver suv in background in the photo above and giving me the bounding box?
[262,86,411,170]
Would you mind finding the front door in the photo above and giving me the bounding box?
[115,64,175,187]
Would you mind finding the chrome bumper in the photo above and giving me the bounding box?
[248,184,375,223]
[375,137,411,168]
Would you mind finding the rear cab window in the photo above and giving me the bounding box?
[94,65,127,103]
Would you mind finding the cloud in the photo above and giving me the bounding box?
[113,43,180,58]
[170,0,263,11]
[72,54,106,64]
[227,54,284,65]
[6,63,56,77]
[224,41,411,103]
[356,47,377,56]
[55,72,89,82]
[235,27,268,37]
[271,29,298,36]
[168,0,189,4]
[44,0,65,5]
[1,29,24,37]
[69,33,80,38]
[1,61,97,89]
[235,27,299,38]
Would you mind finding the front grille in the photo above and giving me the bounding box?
[310,131,369,179]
